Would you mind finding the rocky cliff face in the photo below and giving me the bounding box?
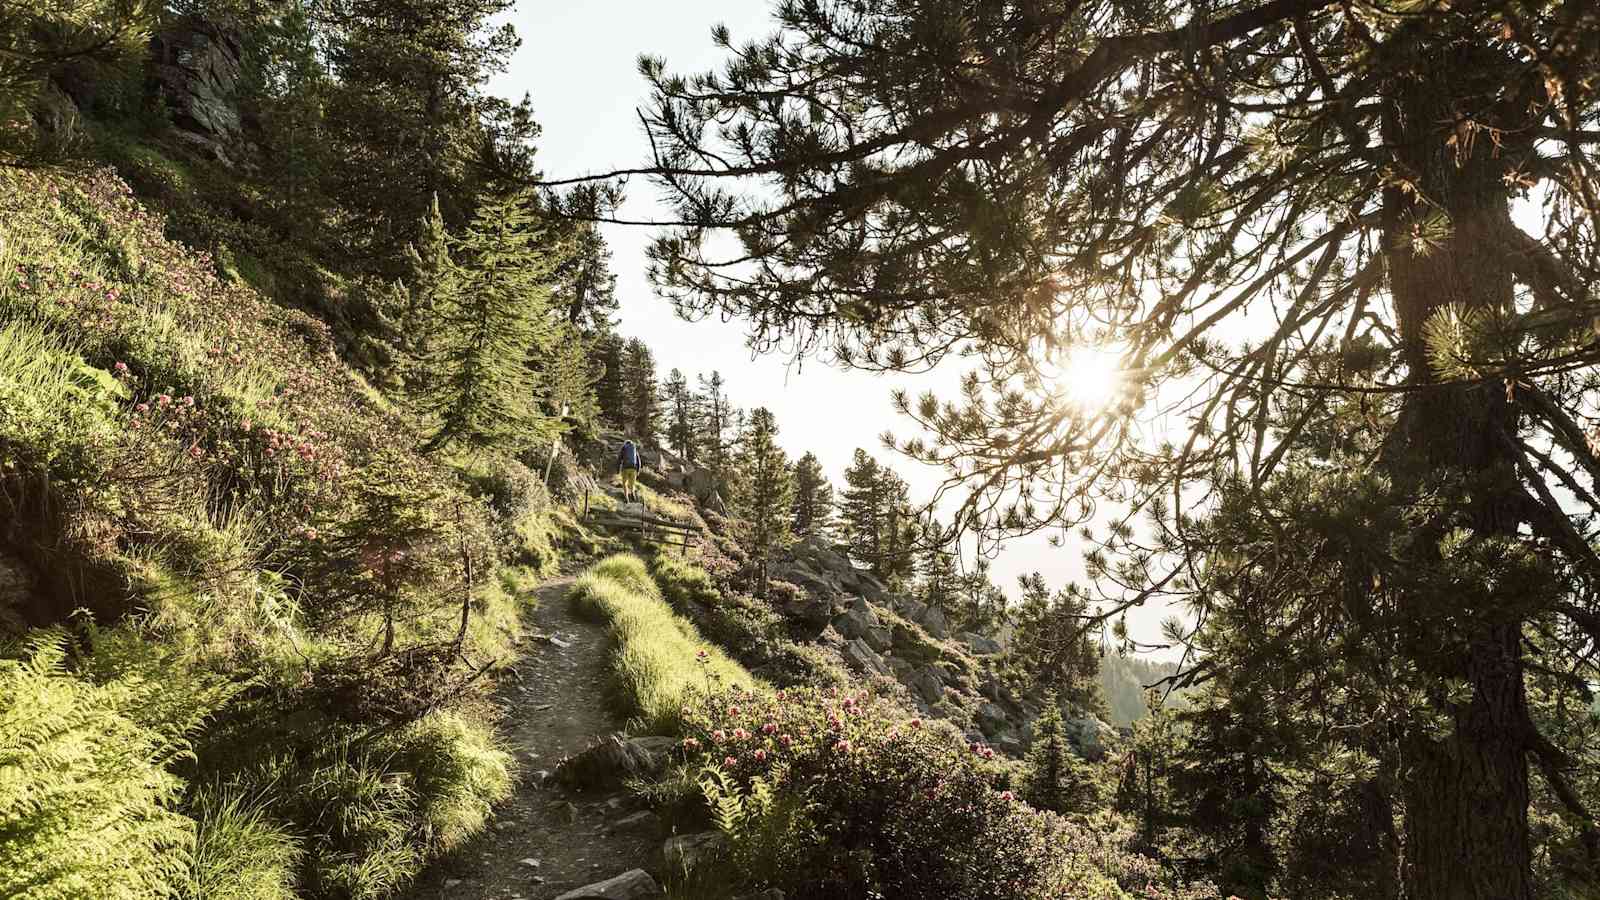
[148,17,246,162]
[771,538,1117,760]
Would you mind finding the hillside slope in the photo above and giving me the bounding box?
[0,163,570,899]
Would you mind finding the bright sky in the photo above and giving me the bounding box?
[493,1,1181,656]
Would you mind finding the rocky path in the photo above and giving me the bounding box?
[403,574,663,900]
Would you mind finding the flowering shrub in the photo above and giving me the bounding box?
[0,166,394,553]
[678,686,1216,899]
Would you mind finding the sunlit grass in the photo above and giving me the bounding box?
[569,554,762,734]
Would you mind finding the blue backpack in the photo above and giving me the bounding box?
[619,440,640,470]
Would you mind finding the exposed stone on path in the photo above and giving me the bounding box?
[606,810,661,837]
[556,733,669,787]
[552,868,664,900]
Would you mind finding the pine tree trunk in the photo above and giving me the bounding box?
[1381,43,1534,900]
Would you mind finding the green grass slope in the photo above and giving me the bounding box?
[0,165,552,899]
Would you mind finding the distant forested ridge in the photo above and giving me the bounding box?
[1099,655,1185,728]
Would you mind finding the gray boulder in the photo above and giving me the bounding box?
[782,591,838,635]
[909,666,945,705]
[996,731,1026,756]
[831,598,893,651]
[779,565,838,606]
[842,568,889,602]
[842,638,891,677]
[897,596,929,623]
[557,734,669,787]
[662,831,728,872]
[1064,715,1118,761]
[151,18,244,144]
[979,676,1002,702]
[686,467,720,502]
[860,623,893,652]
[975,701,1010,737]
[960,631,1004,656]
[919,606,950,639]
[553,869,665,900]
[607,810,661,837]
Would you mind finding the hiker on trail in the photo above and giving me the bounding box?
[617,438,642,503]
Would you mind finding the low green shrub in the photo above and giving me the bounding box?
[654,551,722,607]
[224,709,513,900]
[678,686,1214,900]
[0,320,122,485]
[388,710,515,851]
[649,552,846,688]
[570,554,761,733]
[459,456,562,576]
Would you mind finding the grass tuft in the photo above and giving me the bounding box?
[186,783,301,900]
[569,554,761,734]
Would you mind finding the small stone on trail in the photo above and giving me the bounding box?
[548,635,572,649]
[519,857,541,868]
[444,878,461,887]
[607,810,660,837]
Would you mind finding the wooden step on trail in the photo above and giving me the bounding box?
[585,506,697,554]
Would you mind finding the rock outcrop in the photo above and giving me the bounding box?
[150,17,246,161]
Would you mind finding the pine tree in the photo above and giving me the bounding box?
[661,368,699,462]
[318,0,532,267]
[696,370,737,490]
[552,221,618,331]
[919,519,958,613]
[1010,572,1104,715]
[628,7,1600,891]
[954,558,1006,634]
[402,193,452,380]
[732,407,794,597]
[1021,692,1104,816]
[618,338,660,443]
[1168,685,1285,899]
[790,451,834,539]
[592,331,626,426]
[840,449,885,573]
[417,189,560,454]
[542,322,600,433]
[877,471,917,586]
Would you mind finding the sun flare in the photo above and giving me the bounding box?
[1055,344,1124,411]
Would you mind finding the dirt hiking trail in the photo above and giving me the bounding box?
[403,573,661,900]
